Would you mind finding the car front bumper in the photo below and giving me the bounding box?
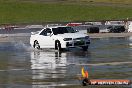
[65,40,90,48]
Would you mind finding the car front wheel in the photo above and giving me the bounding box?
[55,40,62,51]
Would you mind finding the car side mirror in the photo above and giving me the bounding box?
[47,32,51,36]
[47,31,53,37]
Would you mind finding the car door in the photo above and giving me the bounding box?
[38,28,55,48]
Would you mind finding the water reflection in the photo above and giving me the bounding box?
[30,36,132,87]
[31,51,67,88]
[0,36,132,88]
[31,51,66,70]
[30,50,91,88]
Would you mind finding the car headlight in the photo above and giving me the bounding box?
[63,38,72,41]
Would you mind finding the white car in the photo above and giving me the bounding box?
[30,26,90,51]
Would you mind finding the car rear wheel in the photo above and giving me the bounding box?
[33,40,40,49]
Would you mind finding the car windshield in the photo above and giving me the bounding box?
[52,27,77,35]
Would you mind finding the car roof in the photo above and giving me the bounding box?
[40,26,68,33]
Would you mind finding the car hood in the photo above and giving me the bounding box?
[57,33,88,39]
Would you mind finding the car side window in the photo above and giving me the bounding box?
[40,28,52,36]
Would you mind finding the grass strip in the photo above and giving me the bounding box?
[0,0,132,24]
